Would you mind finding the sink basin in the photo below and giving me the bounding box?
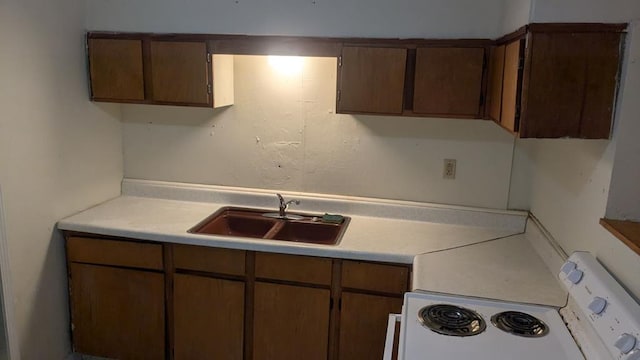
[189,206,350,246]
[271,221,342,245]
[190,208,278,238]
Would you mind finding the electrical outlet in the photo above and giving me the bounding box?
[443,159,456,179]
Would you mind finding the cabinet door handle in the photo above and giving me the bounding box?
[383,313,402,360]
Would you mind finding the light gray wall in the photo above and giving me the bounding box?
[0,0,123,358]
[510,3,640,298]
[90,0,515,210]
[0,187,8,360]
[532,0,638,23]
[123,56,515,209]
[606,22,640,221]
[501,0,532,34]
[87,0,505,38]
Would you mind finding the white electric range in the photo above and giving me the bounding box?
[384,251,640,360]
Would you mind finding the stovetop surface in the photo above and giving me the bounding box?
[399,292,585,360]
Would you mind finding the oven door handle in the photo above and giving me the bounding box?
[383,313,402,360]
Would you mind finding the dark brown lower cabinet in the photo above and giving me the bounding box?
[253,282,331,360]
[338,292,403,360]
[69,263,165,360]
[173,273,245,360]
[65,235,411,360]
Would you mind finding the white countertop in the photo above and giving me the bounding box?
[58,195,523,264]
[412,219,568,307]
[57,179,566,306]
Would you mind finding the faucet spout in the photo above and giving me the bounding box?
[277,193,286,217]
[276,193,300,218]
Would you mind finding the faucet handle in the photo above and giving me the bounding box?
[286,199,300,206]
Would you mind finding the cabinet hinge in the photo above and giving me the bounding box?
[479,93,485,107]
[207,53,212,63]
[338,56,342,67]
[330,298,334,309]
[338,298,342,310]
[337,90,341,102]
[207,83,212,94]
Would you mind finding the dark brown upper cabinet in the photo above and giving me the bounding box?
[337,43,489,118]
[87,28,623,133]
[488,24,625,138]
[149,40,210,106]
[413,47,485,117]
[337,46,407,115]
[88,38,145,102]
[87,34,234,108]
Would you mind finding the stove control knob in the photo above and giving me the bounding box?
[626,349,640,360]
[567,269,584,284]
[588,297,607,314]
[614,333,636,354]
[560,261,577,275]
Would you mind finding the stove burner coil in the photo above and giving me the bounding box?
[418,304,486,337]
[491,311,549,337]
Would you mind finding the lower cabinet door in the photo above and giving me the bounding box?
[69,263,165,359]
[173,274,245,360]
[338,292,403,360]
[253,282,331,360]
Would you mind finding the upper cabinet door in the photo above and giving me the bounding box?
[487,45,506,123]
[500,40,524,133]
[520,32,622,138]
[413,47,485,117]
[89,38,145,101]
[150,40,211,106]
[338,46,407,115]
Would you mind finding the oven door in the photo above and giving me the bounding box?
[383,314,402,360]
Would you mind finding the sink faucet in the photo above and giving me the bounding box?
[277,193,300,218]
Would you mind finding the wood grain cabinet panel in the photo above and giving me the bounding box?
[338,292,403,360]
[69,263,165,359]
[88,38,145,101]
[255,252,332,285]
[487,45,506,123]
[87,35,235,108]
[173,244,245,275]
[579,32,622,138]
[173,274,245,360]
[488,26,622,138]
[66,237,163,270]
[253,282,331,360]
[521,33,586,137]
[342,260,410,295]
[338,46,407,114]
[63,234,415,360]
[413,47,485,116]
[500,40,524,133]
[521,32,621,138]
[150,40,210,105]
